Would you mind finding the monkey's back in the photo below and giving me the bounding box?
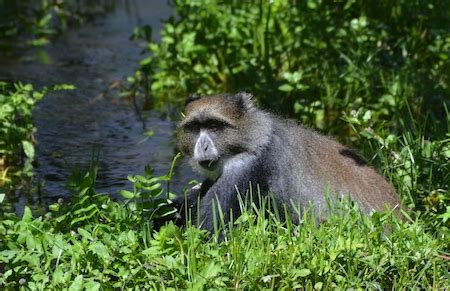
[263,115,400,215]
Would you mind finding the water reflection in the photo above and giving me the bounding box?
[0,0,199,214]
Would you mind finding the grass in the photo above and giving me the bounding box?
[0,163,448,289]
[125,0,449,231]
[0,0,448,288]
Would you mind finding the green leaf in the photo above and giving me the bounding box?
[78,227,94,241]
[22,206,33,222]
[84,281,101,291]
[89,241,112,262]
[22,140,35,159]
[294,268,311,277]
[26,235,36,250]
[144,130,155,137]
[202,261,221,278]
[119,190,135,199]
[362,110,372,122]
[69,275,84,291]
[24,254,40,268]
[52,84,76,90]
[48,203,60,211]
[52,266,71,285]
[278,84,294,92]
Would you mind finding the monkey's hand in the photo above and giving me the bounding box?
[152,183,203,230]
[171,183,203,225]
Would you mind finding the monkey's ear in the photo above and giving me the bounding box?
[185,93,201,106]
[234,92,255,111]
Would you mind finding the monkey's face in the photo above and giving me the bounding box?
[178,94,254,180]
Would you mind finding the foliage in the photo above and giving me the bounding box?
[129,0,448,132]
[0,82,45,186]
[1,167,448,289]
[344,107,450,231]
[0,0,116,47]
[127,0,449,229]
[0,1,448,288]
[45,151,178,232]
[0,82,73,187]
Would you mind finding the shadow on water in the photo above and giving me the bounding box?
[0,0,199,214]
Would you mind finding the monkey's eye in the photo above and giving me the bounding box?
[205,120,227,131]
[183,119,229,133]
[184,122,201,132]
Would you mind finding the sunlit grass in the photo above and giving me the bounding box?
[1,171,448,289]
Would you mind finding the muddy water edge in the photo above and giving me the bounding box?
[0,0,198,215]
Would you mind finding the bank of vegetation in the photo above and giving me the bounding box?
[128,0,449,229]
[1,0,449,289]
[0,0,117,47]
[0,83,73,188]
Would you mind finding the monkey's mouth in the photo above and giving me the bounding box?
[198,160,219,170]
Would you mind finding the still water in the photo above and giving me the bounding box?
[0,0,198,213]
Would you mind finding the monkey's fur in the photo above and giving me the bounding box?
[174,92,401,232]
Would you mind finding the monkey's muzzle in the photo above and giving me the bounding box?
[194,131,220,171]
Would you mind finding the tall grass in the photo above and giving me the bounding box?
[1,171,448,289]
[126,0,449,231]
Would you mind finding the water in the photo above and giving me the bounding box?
[0,0,198,213]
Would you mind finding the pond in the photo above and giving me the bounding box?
[0,0,198,214]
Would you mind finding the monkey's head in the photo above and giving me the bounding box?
[178,92,271,180]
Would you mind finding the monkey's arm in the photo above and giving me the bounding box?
[169,183,202,226]
[170,179,217,227]
[197,174,251,233]
[151,185,201,230]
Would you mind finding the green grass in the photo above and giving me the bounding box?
[0,164,448,289]
[1,0,449,289]
[125,0,449,230]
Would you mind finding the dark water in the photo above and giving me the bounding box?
[0,0,198,213]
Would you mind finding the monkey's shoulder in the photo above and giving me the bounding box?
[265,113,370,167]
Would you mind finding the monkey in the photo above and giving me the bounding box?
[173,92,402,233]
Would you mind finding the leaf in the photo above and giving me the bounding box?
[294,268,311,277]
[1,104,14,113]
[73,203,98,215]
[362,110,372,122]
[141,183,162,193]
[278,84,294,92]
[89,241,112,262]
[153,204,177,218]
[77,227,94,241]
[202,261,221,278]
[84,281,101,291]
[26,235,36,250]
[119,190,135,199]
[24,254,40,267]
[22,206,33,222]
[144,130,154,137]
[52,84,76,90]
[52,266,70,285]
[22,140,35,159]
[69,275,84,291]
[48,203,60,211]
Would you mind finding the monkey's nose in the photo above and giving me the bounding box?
[199,160,219,170]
